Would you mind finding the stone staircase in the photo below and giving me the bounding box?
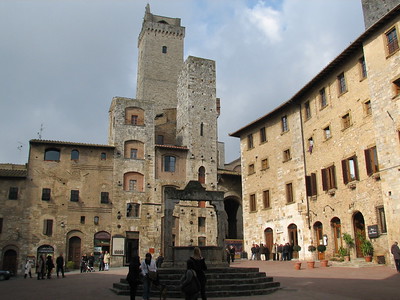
[111,267,280,298]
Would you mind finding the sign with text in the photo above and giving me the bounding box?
[112,237,125,256]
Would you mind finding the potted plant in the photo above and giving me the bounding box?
[338,246,347,261]
[292,245,302,270]
[317,245,328,267]
[307,245,316,268]
[358,234,374,262]
[342,233,355,261]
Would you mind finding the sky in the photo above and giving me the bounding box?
[0,0,365,165]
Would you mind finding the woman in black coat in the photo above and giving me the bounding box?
[126,255,141,300]
[190,247,207,300]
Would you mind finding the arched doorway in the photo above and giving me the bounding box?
[313,222,324,260]
[2,249,17,274]
[224,197,240,239]
[331,217,342,254]
[68,237,81,268]
[353,212,365,258]
[264,228,273,260]
[288,224,299,258]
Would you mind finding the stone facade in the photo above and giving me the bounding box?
[0,5,242,274]
[362,0,400,29]
[231,4,400,263]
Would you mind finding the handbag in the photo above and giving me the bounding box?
[146,264,158,281]
[181,269,200,295]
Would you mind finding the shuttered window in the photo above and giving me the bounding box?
[321,165,336,191]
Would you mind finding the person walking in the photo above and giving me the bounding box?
[181,259,201,300]
[104,251,111,271]
[80,254,87,273]
[141,253,157,300]
[36,255,45,280]
[24,259,32,278]
[190,247,207,300]
[272,243,277,261]
[99,251,105,271]
[250,244,256,260]
[46,255,54,279]
[229,245,236,263]
[126,255,141,300]
[56,253,65,278]
[259,244,265,261]
[391,241,400,272]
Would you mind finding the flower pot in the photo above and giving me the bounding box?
[294,262,302,270]
[320,259,329,267]
[307,261,315,268]
[364,255,372,262]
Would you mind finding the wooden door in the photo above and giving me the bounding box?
[331,218,342,254]
[2,249,17,274]
[264,228,273,260]
[287,224,298,258]
[314,222,324,260]
[68,237,81,269]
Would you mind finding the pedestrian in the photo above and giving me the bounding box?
[56,253,65,278]
[225,246,231,264]
[104,251,111,271]
[181,259,201,300]
[272,243,277,261]
[391,241,400,272]
[80,254,87,273]
[24,258,32,278]
[156,252,164,268]
[36,254,45,280]
[46,255,54,279]
[277,244,283,261]
[190,247,207,300]
[141,253,157,300]
[126,255,141,300]
[99,251,105,271]
[283,243,289,261]
[250,244,256,260]
[88,252,95,271]
[260,244,266,261]
[229,245,236,263]
[256,244,261,260]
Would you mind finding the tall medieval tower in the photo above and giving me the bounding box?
[136,4,185,113]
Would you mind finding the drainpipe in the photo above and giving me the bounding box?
[298,103,311,230]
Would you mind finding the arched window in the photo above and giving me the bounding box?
[44,148,60,161]
[71,149,79,160]
[124,172,144,192]
[125,107,144,125]
[198,166,205,184]
[164,156,176,172]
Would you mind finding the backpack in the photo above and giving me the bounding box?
[181,269,201,295]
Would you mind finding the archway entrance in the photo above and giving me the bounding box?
[331,217,342,254]
[224,197,240,239]
[288,224,298,259]
[313,222,324,260]
[264,228,273,260]
[353,212,365,258]
[2,249,17,274]
[68,237,81,268]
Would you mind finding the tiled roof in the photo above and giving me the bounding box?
[30,139,115,148]
[155,144,188,151]
[0,169,27,178]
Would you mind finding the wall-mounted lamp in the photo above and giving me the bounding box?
[323,205,335,214]
[309,210,317,217]
[117,211,122,220]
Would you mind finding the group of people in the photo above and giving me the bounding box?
[80,251,111,273]
[250,242,294,261]
[225,245,236,264]
[126,248,207,300]
[35,253,65,280]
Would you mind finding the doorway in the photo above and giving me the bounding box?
[68,237,81,269]
[125,231,139,265]
[331,217,342,254]
[313,222,324,260]
[288,224,299,258]
[353,212,365,258]
[224,197,240,239]
[264,228,273,260]
[2,249,17,274]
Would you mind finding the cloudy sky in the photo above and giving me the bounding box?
[0,0,365,164]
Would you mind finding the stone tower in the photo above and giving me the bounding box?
[361,0,400,29]
[176,56,219,189]
[136,4,185,113]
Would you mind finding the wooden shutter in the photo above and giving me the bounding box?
[353,156,360,180]
[342,159,349,184]
[311,173,317,196]
[365,149,372,176]
[321,168,328,191]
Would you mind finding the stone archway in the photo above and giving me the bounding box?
[224,197,241,239]
[353,212,366,258]
[2,248,18,274]
[68,237,81,268]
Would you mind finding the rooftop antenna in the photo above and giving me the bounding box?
[37,123,44,140]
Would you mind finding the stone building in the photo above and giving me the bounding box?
[0,5,242,274]
[231,3,400,263]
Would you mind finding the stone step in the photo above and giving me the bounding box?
[111,266,281,298]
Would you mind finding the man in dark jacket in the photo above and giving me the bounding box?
[56,253,65,278]
[391,241,400,272]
